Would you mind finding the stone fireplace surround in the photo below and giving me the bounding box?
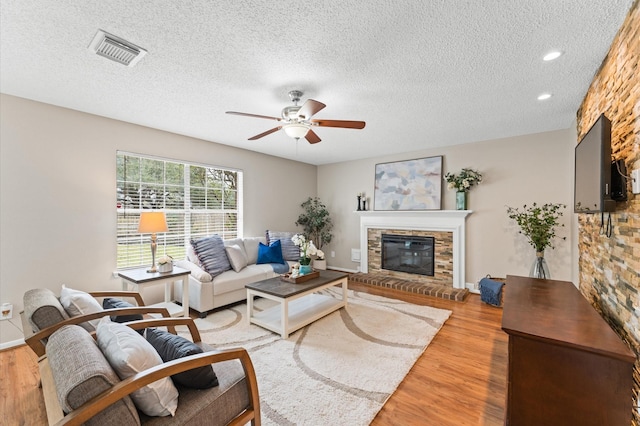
[357,210,472,289]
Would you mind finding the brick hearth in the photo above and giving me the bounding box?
[349,272,469,301]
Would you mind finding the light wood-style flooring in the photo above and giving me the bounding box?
[0,281,506,425]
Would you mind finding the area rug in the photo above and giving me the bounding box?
[189,288,452,425]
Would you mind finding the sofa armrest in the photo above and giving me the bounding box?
[175,259,213,283]
[26,307,173,357]
[48,344,260,426]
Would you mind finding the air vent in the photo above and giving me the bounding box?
[88,30,147,67]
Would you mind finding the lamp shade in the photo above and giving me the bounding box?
[137,212,168,233]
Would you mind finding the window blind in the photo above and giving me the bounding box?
[116,152,242,269]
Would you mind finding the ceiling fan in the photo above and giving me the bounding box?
[226,90,366,144]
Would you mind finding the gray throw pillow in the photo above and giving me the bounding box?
[266,230,300,261]
[102,298,143,323]
[190,235,232,278]
[225,244,248,272]
[145,328,218,389]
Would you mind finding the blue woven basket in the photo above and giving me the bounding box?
[479,277,505,307]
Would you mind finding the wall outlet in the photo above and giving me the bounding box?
[331,250,335,258]
[632,168,640,194]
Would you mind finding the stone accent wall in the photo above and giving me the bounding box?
[367,228,453,286]
[575,1,640,423]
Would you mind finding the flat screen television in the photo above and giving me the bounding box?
[574,114,615,213]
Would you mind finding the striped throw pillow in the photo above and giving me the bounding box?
[190,235,232,278]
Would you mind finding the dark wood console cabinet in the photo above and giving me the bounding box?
[502,275,635,426]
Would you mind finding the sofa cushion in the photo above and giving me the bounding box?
[47,324,140,425]
[138,358,250,425]
[174,259,212,283]
[242,237,266,265]
[210,265,273,296]
[103,298,144,323]
[190,235,232,278]
[257,240,285,265]
[23,288,69,332]
[97,318,179,417]
[225,244,248,272]
[266,230,300,261]
[59,285,103,331]
[145,328,218,389]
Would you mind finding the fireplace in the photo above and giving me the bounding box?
[382,234,435,276]
[357,210,472,289]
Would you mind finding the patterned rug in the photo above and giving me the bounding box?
[190,288,451,425]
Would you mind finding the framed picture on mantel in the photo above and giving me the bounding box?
[374,155,442,211]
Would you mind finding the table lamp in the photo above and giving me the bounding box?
[138,211,168,273]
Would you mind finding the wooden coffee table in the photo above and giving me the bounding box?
[246,270,348,338]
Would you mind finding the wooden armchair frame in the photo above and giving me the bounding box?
[38,317,261,426]
[24,291,173,357]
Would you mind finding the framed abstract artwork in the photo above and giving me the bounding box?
[374,156,442,210]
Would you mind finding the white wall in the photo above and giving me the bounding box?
[318,128,576,287]
[0,94,316,344]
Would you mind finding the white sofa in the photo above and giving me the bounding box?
[175,236,296,317]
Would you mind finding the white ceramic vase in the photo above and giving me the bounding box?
[313,259,327,270]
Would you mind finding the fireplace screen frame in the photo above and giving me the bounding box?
[381,234,435,276]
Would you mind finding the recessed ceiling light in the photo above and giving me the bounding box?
[543,51,563,61]
[538,93,552,101]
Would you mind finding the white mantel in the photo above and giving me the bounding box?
[357,210,472,289]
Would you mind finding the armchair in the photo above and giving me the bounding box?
[22,288,173,357]
[37,317,260,425]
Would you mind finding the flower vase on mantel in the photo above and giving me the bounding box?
[456,191,467,210]
[530,251,550,279]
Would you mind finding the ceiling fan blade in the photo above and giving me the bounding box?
[226,111,282,121]
[311,119,366,129]
[297,99,326,120]
[305,129,322,144]
[248,126,282,140]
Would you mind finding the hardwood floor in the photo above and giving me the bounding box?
[353,282,508,426]
[0,281,506,425]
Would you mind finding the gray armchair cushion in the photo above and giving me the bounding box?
[47,325,140,426]
[140,359,249,426]
[23,288,69,332]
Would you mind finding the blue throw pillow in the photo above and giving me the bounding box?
[257,240,286,264]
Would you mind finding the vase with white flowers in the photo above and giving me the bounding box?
[444,168,483,210]
[291,234,317,275]
[157,255,173,273]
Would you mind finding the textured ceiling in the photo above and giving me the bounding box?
[0,0,633,165]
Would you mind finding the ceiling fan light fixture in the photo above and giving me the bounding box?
[283,123,309,139]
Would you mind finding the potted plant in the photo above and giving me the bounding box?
[506,202,566,279]
[295,197,333,268]
[157,255,173,273]
[444,168,483,210]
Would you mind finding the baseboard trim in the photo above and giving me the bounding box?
[0,338,25,351]
[327,266,359,273]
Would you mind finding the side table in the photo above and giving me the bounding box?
[118,266,190,317]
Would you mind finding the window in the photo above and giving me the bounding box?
[116,152,242,269]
